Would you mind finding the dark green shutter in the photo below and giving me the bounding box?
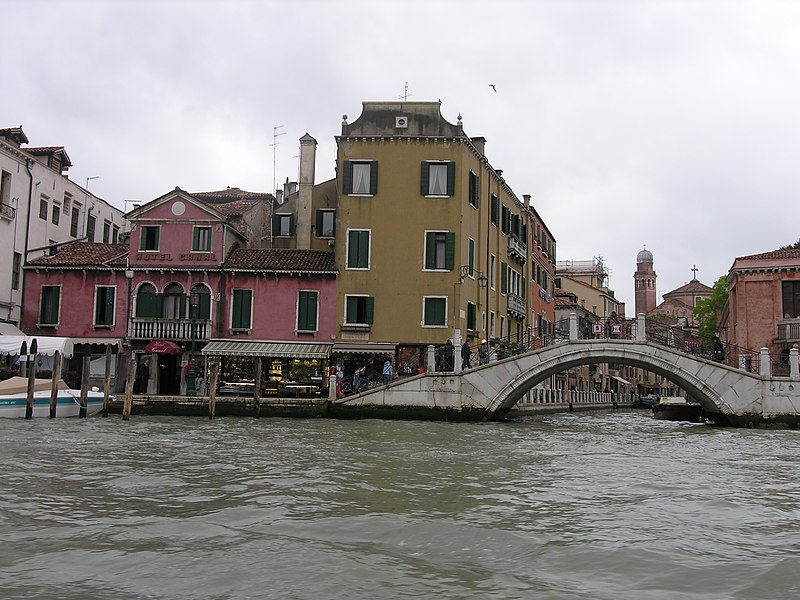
[468,239,475,275]
[315,210,323,236]
[178,293,187,319]
[445,233,455,270]
[233,290,252,329]
[420,162,429,196]
[365,297,374,324]
[446,162,455,196]
[343,161,353,194]
[104,287,115,325]
[348,232,358,267]
[298,292,308,330]
[369,161,378,194]
[501,261,508,294]
[425,232,435,269]
[198,292,211,319]
[136,292,161,318]
[298,291,317,331]
[272,214,280,236]
[346,296,356,323]
[358,231,369,267]
[192,227,200,250]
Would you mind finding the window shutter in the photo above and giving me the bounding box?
[446,162,455,196]
[343,161,353,194]
[445,232,455,271]
[272,214,281,236]
[358,231,369,267]
[365,296,374,324]
[346,296,357,323]
[289,214,295,236]
[315,210,323,236]
[468,238,475,275]
[50,287,61,323]
[193,227,200,250]
[348,233,357,267]
[298,292,308,330]
[105,288,115,325]
[420,162,429,196]
[369,161,378,194]
[137,292,160,318]
[501,262,508,294]
[307,292,317,330]
[178,293,187,319]
[198,292,211,320]
[425,232,435,269]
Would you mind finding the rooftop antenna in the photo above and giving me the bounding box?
[398,82,412,102]
[85,176,99,191]
[271,125,285,195]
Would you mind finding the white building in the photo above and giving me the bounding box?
[0,126,126,327]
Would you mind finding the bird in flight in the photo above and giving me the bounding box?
[489,84,497,92]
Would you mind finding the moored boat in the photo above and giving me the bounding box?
[0,377,106,418]
[652,396,704,423]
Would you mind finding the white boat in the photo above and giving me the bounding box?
[0,377,106,418]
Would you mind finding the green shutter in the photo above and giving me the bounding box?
[358,231,369,267]
[298,291,317,331]
[420,162,429,196]
[198,292,211,319]
[297,292,308,330]
[447,162,455,196]
[346,296,357,323]
[445,232,455,270]
[343,161,353,194]
[365,296,374,324]
[178,293,187,319]
[425,232,435,269]
[369,161,378,194]
[104,288,115,325]
[501,262,508,294]
[233,290,252,329]
[136,292,161,318]
[193,227,200,250]
[468,239,475,275]
[348,232,358,267]
[315,210,323,236]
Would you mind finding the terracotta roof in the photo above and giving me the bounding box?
[0,126,29,145]
[735,248,800,261]
[224,248,336,273]
[192,187,274,204]
[212,200,254,216]
[26,242,128,268]
[664,279,712,297]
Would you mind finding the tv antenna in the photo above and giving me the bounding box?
[270,125,285,195]
[398,82,412,102]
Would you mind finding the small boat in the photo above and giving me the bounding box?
[652,396,704,423]
[0,377,106,418]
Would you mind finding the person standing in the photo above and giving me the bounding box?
[444,339,455,371]
[478,340,489,365]
[461,338,472,370]
[383,355,393,385]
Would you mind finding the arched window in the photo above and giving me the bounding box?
[135,283,159,317]
[163,283,185,319]
[190,284,211,320]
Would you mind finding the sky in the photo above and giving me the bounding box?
[5,0,799,310]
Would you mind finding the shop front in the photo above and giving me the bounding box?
[202,340,332,398]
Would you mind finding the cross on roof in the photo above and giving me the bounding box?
[691,264,698,280]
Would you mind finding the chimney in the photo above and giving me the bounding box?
[296,133,317,249]
[523,194,531,207]
[470,136,486,155]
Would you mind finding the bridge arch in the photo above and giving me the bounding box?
[481,341,737,420]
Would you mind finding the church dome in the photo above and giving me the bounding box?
[637,248,653,263]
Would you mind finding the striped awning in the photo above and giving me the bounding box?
[611,375,632,386]
[332,342,396,354]
[202,340,332,359]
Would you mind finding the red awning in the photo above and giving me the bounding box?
[144,340,183,355]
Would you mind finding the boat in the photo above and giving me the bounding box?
[652,396,704,422]
[0,377,106,418]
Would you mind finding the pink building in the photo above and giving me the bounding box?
[724,247,800,364]
[22,187,338,397]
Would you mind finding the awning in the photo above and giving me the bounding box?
[611,375,632,386]
[73,337,122,349]
[144,340,183,355]
[0,322,24,335]
[0,335,74,358]
[202,340,332,359]
[332,342,396,354]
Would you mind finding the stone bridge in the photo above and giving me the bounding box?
[334,316,800,428]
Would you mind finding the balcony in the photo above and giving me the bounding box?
[0,203,15,222]
[508,235,527,264]
[129,318,212,341]
[777,318,800,344]
[507,293,526,319]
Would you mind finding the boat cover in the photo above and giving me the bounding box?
[0,377,70,395]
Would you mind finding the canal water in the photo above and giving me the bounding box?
[1,411,798,599]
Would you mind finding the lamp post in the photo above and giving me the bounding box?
[187,291,199,396]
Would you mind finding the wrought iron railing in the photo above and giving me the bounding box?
[0,203,15,221]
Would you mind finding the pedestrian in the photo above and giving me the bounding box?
[353,365,361,392]
[195,370,205,396]
[383,355,393,385]
[478,339,489,365]
[444,339,454,371]
[461,337,472,370]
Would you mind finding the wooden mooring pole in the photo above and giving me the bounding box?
[122,351,136,421]
[79,354,90,418]
[253,358,262,418]
[102,344,112,417]
[208,359,219,420]
[49,350,62,418]
[25,340,38,420]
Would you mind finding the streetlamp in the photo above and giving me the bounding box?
[186,291,199,396]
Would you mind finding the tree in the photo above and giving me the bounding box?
[780,238,800,249]
[693,276,729,346]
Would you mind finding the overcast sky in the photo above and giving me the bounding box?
[5,0,799,310]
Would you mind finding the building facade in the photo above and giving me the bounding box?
[0,126,126,327]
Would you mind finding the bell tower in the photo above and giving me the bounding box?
[634,247,657,315]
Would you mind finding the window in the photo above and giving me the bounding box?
[103,221,111,243]
[63,191,72,212]
[272,214,294,237]
[316,209,336,237]
[782,281,800,318]
[86,215,96,242]
[490,311,496,337]
[491,194,499,226]
[12,252,21,290]
[424,231,455,270]
[490,254,496,289]
[345,295,374,325]
[135,283,160,317]
[94,286,116,327]
[193,226,212,251]
[39,285,61,326]
[343,160,378,195]
[162,283,186,319]
[501,261,508,294]
[0,170,10,205]
[501,205,510,235]
[297,290,318,332]
[70,206,80,237]
[231,289,253,330]
[421,161,455,196]
[112,225,119,244]
[468,171,479,207]
[140,226,160,251]
[467,238,475,277]
[500,315,505,339]
[190,284,211,320]
[347,230,370,269]
[467,301,477,332]
[39,196,48,220]
[52,204,60,226]
[423,297,447,327]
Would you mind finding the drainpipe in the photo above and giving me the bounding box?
[20,158,35,326]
